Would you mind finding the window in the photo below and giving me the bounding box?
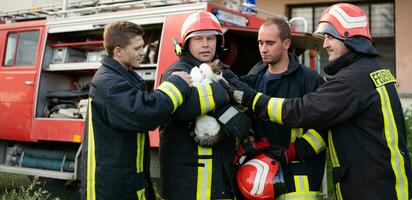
[4,30,40,66]
[289,2,395,73]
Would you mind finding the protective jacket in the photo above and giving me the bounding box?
[83,56,226,200]
[160,53,238,199]
[241,53,327,199]
[255,52,412,200]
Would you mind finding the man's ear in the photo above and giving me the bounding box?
[283,39,291,50]
[113,46,123,58]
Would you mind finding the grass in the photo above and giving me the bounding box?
[0,173,79,200]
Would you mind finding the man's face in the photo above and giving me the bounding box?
[323,34,350,62]
[188,35,217,63]
[258,24,290,65]
[118,35,145,69]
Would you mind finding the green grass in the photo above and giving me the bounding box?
[0,173,31,194]
[0,174,78,200]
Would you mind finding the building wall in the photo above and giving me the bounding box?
[256,0,354,16]
[395,0,412,94]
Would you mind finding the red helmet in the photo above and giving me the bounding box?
[237,153,286,200]
[180,11,224,48]
[313,3,371,40]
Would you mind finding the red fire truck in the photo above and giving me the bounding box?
[0,1,325,181]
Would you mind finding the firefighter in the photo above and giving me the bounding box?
[82,21,229,200]
[236,17,327,199]
[159,11,251,199]
[228,3,412,200]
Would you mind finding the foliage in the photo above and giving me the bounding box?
[0,176,60,200]
[404,106,412,161]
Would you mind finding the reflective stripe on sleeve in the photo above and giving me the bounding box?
[267,97,285,124]
[252,92,263,112]
[302,129,326,154]
[157,81,184,112]
[290,128,303,143]
[196,84,216,115]
[218,106,238,124]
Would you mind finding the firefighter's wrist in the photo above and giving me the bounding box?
[251,93,271,119]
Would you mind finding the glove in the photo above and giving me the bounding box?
[211,104,251,138]
[219,78,257,108]
[233,137,297,168]
[193,115,224,147]
[265,143,297,164]
[233,136,271,168]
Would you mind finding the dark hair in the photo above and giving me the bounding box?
[103,21,144,57]
[262,17,291,41]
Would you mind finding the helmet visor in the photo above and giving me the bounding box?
[313,22,345,40]
[185,30,221,41]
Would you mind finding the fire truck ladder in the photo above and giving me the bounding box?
[0,0,209,22]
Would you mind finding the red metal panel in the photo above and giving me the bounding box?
[0,20,46,31]
[156,13,190,87]
[0,22,45,142]
[31,119,84,143]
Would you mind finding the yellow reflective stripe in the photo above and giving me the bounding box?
[136,133,146,199]
[290,128,303,143]
[252,92,263,112]
[293,175,309,192]
[290,128,296,143]
[196,84,216,115]
[267,97,285,124]
[137,189,146,200]
[87,98,96,200]
[302,129,326,154]
[328,130,340,168]
[377,86,408,200]
[136,133,145,173]
[335,183,343,200]
[157,81,183,112]
[196,146,213,200]
[277,191,320,200]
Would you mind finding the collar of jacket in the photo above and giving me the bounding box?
[247,53,301,77]
[179,51,203,69]
[323,51,363,76]
[100,55,145,89]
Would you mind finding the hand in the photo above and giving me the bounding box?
[266,143,297,164]
[211,104,251,138]
[233,136,271,167]
[171,71,193,86]
[219,79,257,107]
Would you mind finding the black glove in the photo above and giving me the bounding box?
[233,136,271,168]
[219,78,257,108]
[211,104,251,138]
